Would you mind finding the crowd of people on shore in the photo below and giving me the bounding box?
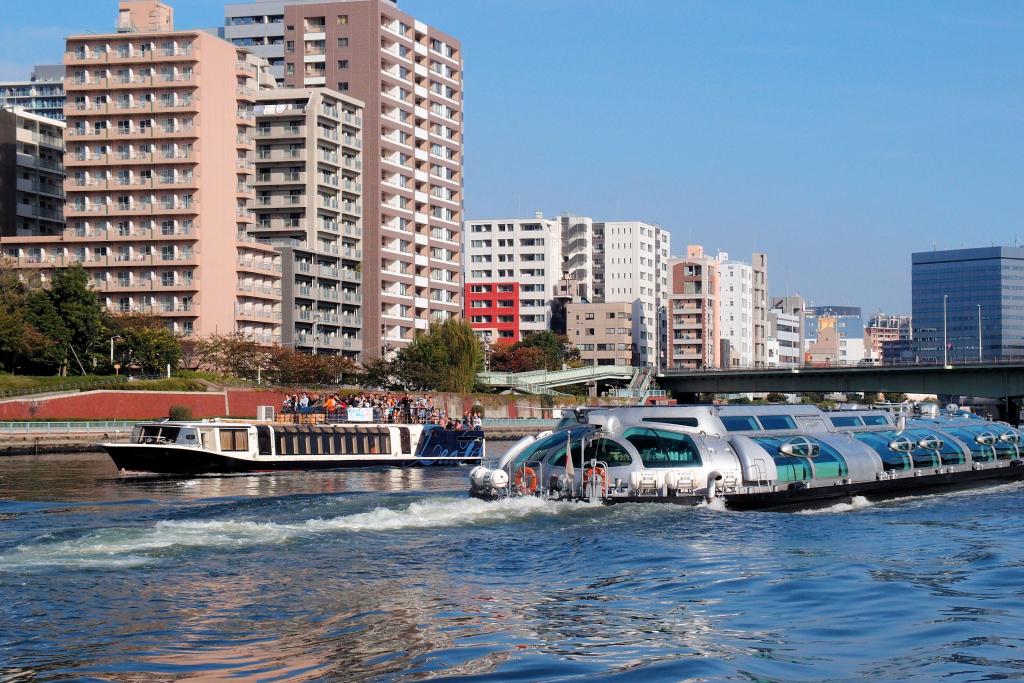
[281,391,483,430]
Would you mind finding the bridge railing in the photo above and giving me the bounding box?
[479,365,637,387]
[0,421,136,437]
[662,358,1024,375]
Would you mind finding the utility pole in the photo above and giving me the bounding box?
[943,294,948,366]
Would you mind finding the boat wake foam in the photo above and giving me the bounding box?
[796,496,874,515]
[0,496,578,570]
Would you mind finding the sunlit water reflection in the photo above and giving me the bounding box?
[2,449,1024,680]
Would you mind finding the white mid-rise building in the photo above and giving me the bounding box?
[592,220,670,368]
[769,309,802,366]
[462,212,670,367]
[463,214,562,342]
[716,252,754,367]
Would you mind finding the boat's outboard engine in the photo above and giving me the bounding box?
[469,466,509,495]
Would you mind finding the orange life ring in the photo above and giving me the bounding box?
[515,466,539,493]
[585,465,608,492]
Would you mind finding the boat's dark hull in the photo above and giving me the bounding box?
[475,462,1024,511]
[102,444,478,475]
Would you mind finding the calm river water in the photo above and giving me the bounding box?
[2,446,1024,681]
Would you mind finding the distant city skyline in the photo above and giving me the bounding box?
[3,0,1023,312]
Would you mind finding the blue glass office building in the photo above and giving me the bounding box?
[912,247,1024,362]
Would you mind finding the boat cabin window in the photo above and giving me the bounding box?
[219,428,249,452]
[641,417,698,427]
[136,425,180,444]
[721,416,760,432]
[862,415,890,426]
[757,415,797,430]
[583,438,633,466]
[830,416,864,428]
[623,427,702,468]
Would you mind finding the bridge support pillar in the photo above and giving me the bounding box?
[1000,397,1023,426]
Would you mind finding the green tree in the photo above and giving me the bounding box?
[392,318,482,392]
[24,288,72,373]
[0,266,45,373]
[883,392,909,403]
[48,266,105,369]
[518,331,571,370]
[119,327,182,374]
[765,392,787,403]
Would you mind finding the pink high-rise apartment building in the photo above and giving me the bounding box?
[668,246,720,369]
[1,1,281,341]
[274,1,463,356]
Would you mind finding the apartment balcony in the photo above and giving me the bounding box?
[234,282,278,299]
[236,257,283,274]
[254,217,308,232]
[339,268,361,283]
[255,194,306,209]
[256,148,306,162]
[256,170,305,185]
[234,305,281,322]
[256,124,305,139]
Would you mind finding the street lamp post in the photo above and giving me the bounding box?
[943,294,948,366]
[977,304,982,362]
[312,311,320,356]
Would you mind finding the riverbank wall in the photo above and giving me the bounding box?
[0,388,624,422]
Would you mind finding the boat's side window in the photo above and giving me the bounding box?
[757,415,797,430]
[583,438,632,466]
[256,426,272,455]
[623,428,702,468]
[830,416,863,428]
[721,416,760,432]
[862,416,890,426]
[219,429,249,452]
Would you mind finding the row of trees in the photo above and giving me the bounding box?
[0,265,180,375]
[0,264,489,391]
[488,331,580,373]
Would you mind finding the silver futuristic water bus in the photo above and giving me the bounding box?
[468,405,1024,511]
[101,419,484,474]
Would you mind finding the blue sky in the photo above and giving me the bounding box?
[5,1,1024,312]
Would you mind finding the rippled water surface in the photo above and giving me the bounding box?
[3,449,1024,681]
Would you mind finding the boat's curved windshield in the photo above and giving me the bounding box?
[857,429,966,468]
[752,436,849,481]
[943,426,1017,461]
[513,427,592,468]
[622,427,702,468]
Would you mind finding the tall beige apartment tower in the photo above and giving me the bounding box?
[3,0,282,342]
[277,1,463,356]
[254,87,364,357]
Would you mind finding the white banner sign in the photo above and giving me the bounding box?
[346,407,374,423]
